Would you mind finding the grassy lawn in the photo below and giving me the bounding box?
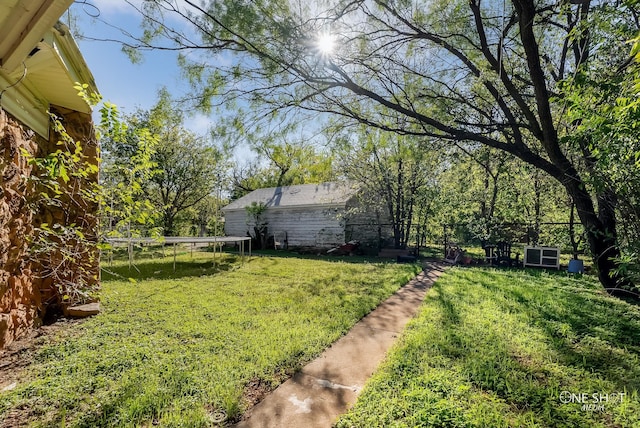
[0,252,420,427]
[337,267,640,428]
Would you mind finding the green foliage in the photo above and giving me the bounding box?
[99,101,161,240]
[99,87,230,238]
[0,253,419,427]
[226,121,335,199]
[126,89,231,236]
[245,201,268,248]
[245,201,267,220]
[557,25,640,281]
[19,88,102,306]
[434,148,575,249]
[126,0,640,289]
[337,267,640,427]
[182,195,226,236]
[334,126,440,249]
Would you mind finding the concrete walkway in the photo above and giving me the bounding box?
[233,262,447,428]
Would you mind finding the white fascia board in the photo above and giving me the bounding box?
[0,0,74,71]
[48,24,99,104]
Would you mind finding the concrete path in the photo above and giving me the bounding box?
[233,262,447,428]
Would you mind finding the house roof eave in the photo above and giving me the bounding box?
[0,0,74,71]
[0,2,99,138]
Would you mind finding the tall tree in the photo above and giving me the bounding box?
[123,0,638,290]
[335,128,438,249]
[441,148,572,245]
[228,128,335,199]
[130,90,230,235]
[99,102,160,239]
[180,193,227,237]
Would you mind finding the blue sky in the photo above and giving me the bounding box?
[69,0,213,134]
[68,0,329,160]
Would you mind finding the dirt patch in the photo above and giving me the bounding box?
[0,318,83,391]
[227,372,293,424]
[242,377,275,409]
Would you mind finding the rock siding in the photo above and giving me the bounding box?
[0,107,99,349]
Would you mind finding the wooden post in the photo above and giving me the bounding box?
[443,224,447,258]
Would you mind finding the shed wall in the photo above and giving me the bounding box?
[224,206,346,248]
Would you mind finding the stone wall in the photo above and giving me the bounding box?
[0,108,40,349]
[0,107,99,349]
[35,107,100,313]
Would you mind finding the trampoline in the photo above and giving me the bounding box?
[105,236,252,270]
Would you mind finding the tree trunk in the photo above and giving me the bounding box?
[513,0,629,292]
[394,158,404,249]
[532,173,542,247]
[164,213,176,236]
[565,181,627,292]
[569,201,579,260]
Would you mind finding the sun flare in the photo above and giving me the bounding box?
[316,33,335,55]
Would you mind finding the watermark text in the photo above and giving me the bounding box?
[559,391,627,412]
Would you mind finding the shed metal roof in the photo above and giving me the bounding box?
[222,182,358,211]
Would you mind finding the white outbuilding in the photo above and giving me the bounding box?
[222,182,388,249]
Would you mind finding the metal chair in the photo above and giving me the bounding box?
[496,241,519,267]
[482,242,497,265]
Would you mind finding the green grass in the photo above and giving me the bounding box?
[336,267,640,428]
[0,252,420,427]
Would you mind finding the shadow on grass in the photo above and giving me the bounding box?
[466,268,640,390]
[101,248,425,284]
[238,249,426,267]
[433,281,462,325]
[418,269,640,426]
[101,256,240,282]
[486,269,638,341]
[107,248,418,267]
[250,249,383,263]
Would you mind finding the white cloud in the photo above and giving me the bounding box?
[185,113,212,136]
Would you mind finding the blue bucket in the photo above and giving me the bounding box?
[568,259,584,274]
